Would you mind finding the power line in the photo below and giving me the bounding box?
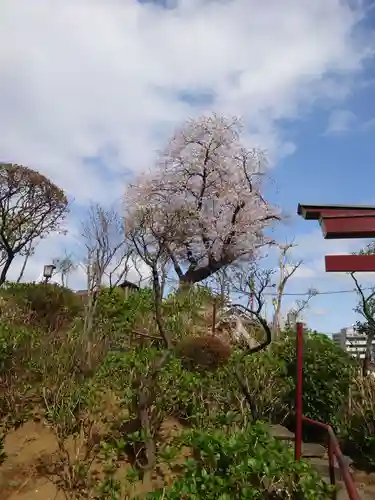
[264,287,374,297]
[164,275,374,297]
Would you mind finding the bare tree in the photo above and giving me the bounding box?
[52,253,77,287]
[230,263,274,420]
[126,209,172,475]
[0,163,69,285]
[271,242,302,338]
[210,264,233,304]
[232,258,274,311]
[127,209,171,348]
[126,114,279,288]
[285,288,318,328]
[347,242,375,376]
[81,203,132,339]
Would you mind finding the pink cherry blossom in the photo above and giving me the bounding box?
[126,113,280,284]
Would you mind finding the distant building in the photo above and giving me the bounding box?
[333,325,375,362]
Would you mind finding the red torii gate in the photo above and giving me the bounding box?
[292,203,375,500]
[298,203,375,272]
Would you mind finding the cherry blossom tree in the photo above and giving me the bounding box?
[126,114,279,287]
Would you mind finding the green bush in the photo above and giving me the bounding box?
[235,348,292,423]
[95,287,154,336]
[273,330,356,433]
[342,375,375,470]
[0,321,43,425]
[148,422,333,499]
[93,345,290,430]
[162,286,217,341]
[0,282,82,331]
[95,286,217,344]
[92,346,235,430]
[0,322,38,373]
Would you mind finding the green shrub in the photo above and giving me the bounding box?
[235,348,292,423]
[273,331,356,432]
[0,282,82,331]
[342,375,375,470]
[162,286,217,341]
[93,345,290,430]
[95,287,154,337]
[95,286,217,344]
[147,422,333,499]
[0,321,42,375]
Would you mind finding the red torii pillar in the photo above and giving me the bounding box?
[294,204,375,471]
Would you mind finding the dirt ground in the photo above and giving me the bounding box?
[0,418,187,500]
[0,421,63,500]
[1,419,375,500]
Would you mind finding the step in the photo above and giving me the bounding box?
[308,457,354,482]
[269,426,326,457]
[300,442,326,458]
[269,424,295,441]
[335,482,375,500]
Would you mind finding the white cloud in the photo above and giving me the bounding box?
[0,0,373,285]
[0,0,372,205]
[285,263,317,279]
[309,307,329,317]
[325,108,357,134]
[294,229,367,262]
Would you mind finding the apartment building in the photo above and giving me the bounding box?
[332,326,375,361]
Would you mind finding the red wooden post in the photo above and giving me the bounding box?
[295,321,304,460]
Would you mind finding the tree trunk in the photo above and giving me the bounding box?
[272,282,286,340]
[151,264,171,349]
[0,253,14,286]
[17,252,31,283]
[180,257,232,287]
[160,268,167,299]
[234,366,259,421]
[178,279,194,293]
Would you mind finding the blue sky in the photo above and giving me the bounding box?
[1,0,375,334]
[265,44,375,333]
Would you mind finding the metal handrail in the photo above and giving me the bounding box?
[295,322,360,500]
[302,416,359,500]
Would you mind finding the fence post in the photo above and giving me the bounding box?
[295,322,304,460]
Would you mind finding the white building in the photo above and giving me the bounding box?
[332,326,375,361]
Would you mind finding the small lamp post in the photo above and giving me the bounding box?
[43,264,56,284]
